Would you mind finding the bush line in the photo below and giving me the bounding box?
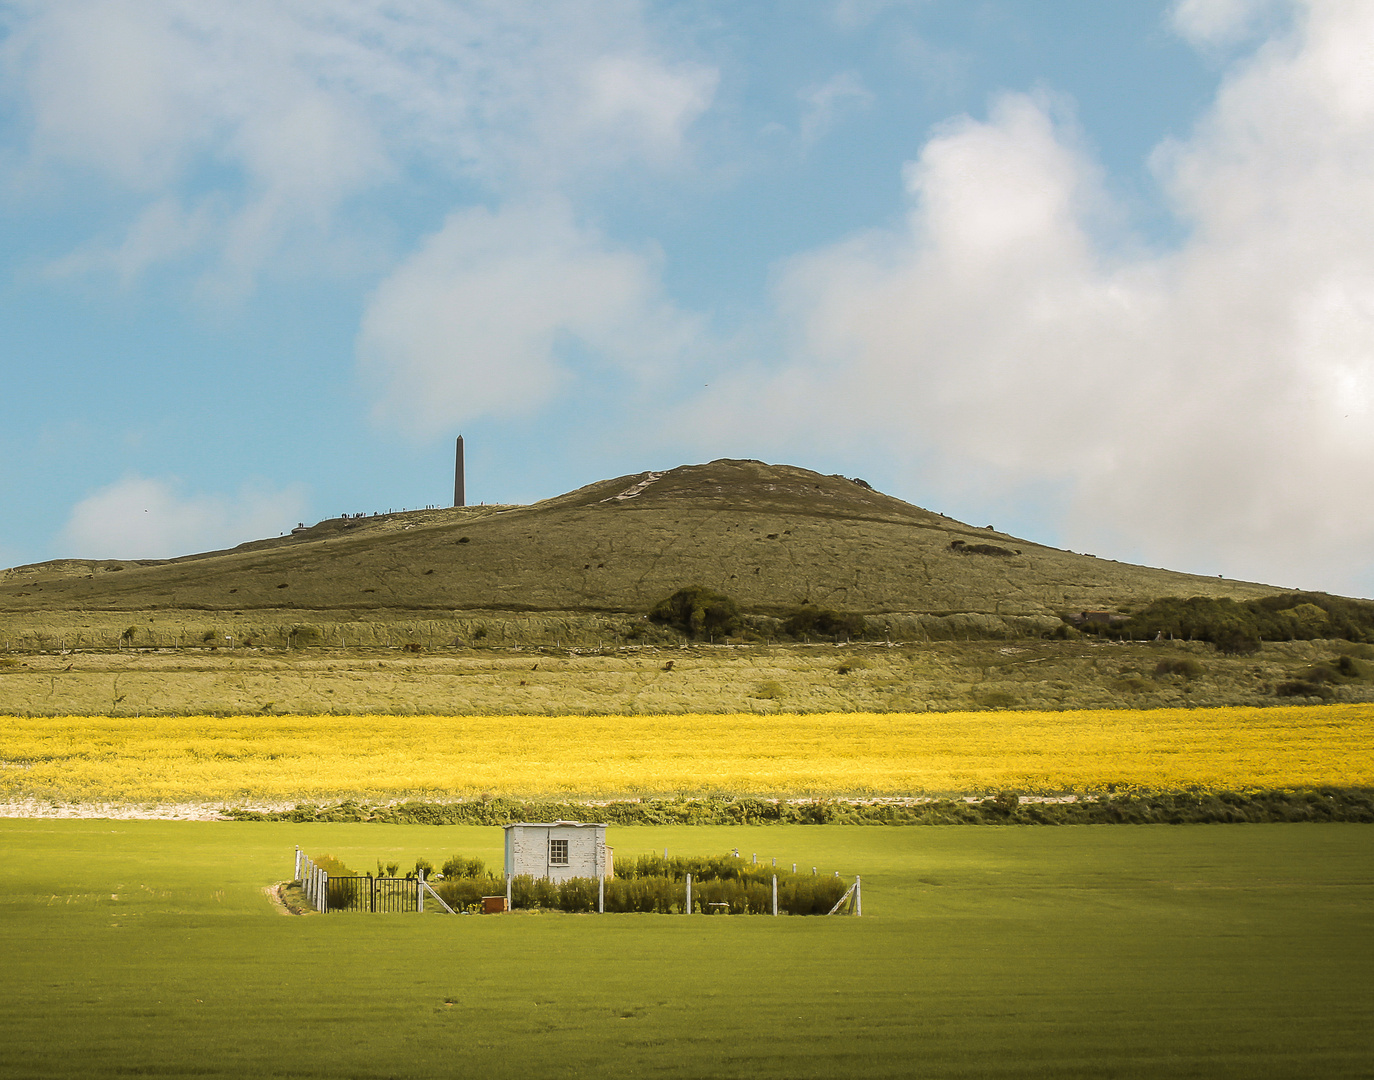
[225,789,1374,826]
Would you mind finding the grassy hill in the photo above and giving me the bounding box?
[0,459,1282,650]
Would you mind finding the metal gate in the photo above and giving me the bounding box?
[326,876,419,913]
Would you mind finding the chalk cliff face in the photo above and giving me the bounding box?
[0,459,1277,623]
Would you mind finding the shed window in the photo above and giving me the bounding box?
[549,838,569,865]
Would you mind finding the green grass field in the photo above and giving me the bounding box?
[2,820,1370,1078]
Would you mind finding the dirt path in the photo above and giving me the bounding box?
[262,883,294,915]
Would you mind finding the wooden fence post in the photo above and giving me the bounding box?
[855,876,862,916]
[598,876,604,914]
[295,847,302,882]
[321,869,328,914]
[686,873,691,915]
[417,870,425,914]
[772,874,777,916]
[506,874,512,909]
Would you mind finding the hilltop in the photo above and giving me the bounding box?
[0,459,1282,651]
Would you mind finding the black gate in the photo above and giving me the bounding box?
[325,876,419,913]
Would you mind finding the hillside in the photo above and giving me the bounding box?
[0,459,1280,649]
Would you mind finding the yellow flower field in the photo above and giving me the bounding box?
[1,704,1371,804]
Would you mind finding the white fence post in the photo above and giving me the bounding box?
[295,847,302,881]
[598,876,604,914]
[855,876,862,916]
[686,873,692,915]
[506,873,512,909]
[321,869,328,914]
[417,870,425,914]
[772,874,777,916]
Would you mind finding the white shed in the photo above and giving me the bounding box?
[503,821,612,882]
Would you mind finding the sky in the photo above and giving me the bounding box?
[2,0,1372,598]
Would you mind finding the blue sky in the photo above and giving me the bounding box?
[3,0,1372,598]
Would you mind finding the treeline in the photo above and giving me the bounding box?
[230,789,1374,827]
[1079,593,1374,651]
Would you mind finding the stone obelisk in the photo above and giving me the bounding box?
[454,436,465,507]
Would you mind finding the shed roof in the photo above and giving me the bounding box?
[502,820,606,830]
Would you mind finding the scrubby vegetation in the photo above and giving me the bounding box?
[780,604,865,641]
[649,586,741,639]
[1079,592,1374,646]
[380,851,851,914]
[237,789,1374,827]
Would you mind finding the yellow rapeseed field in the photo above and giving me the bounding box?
[1,705,1370,804]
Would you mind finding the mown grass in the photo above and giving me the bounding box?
[0,820,1370,1078]
[3,638,1371,718]
[3,704,1372,805]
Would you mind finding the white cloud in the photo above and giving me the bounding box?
[358,199,701,436]
[1170,0,1288,47]
[691,0,1374,596]
[2,0,716,286]
[58,475,308,560]
[800,72,874,145]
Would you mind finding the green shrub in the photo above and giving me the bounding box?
[949,540,1018,557]
[1276,680,1332,698]
[782,605,865,640]
[1082,592,1374,646]
[1154,657,1204,678]
[973,690,1018,708]
[649,586,741,639]
[290,624,324,647]
[441,854,486,879]
[434,874,506,912]
[1214,629,1261,655]
[310,853,357,877]
[752,680,784,700]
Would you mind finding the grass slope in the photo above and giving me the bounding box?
[0,460,1281,648]
[3,638,1371,717]
[1,820,1370,1079]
